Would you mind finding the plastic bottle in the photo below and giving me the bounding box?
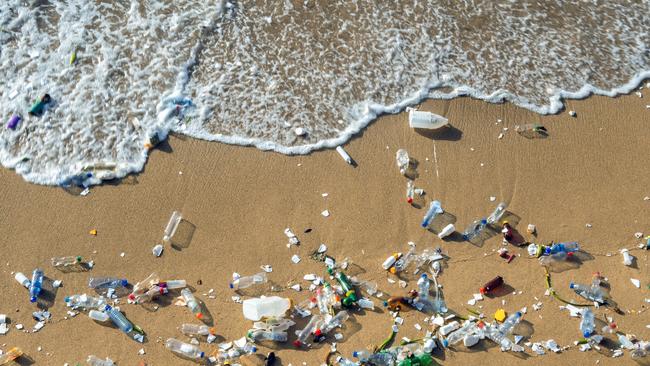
[248,330,288,342]
[103,305,133,333]
[621,249,634,266]
[569,282,605,303]
[14,272,31,288]
[408,110,448,130]
[421,200,443,228]
[439,321,460,336]
[89,277,128,289]
[317,310,349,335]
[129,285,168,303]
[382,253,402,270]
[6,114,21,130]
[579,308,595,338]
[293,314,323,347]
[180,288,203,319]
[438,223,455,239]
[315,288,331,315]
[28,94,51,116]
[51,256,82,268]
[353,350,395,365]
[160,279,187,289]
[393,246,417,273]
[443,321,479,346]
[165,338,205,359]
[406,181,415,204]
[396,149,410,175]
[0,347,23,364]
[462,219,488,241]
[337,356,359,366]
[417,274,431,303]
[485,324,521,352]
[181,323,215,336]
[88,310,110,322]
[357,297,375,310]
[336,146,353,165]
[499,311,522,334]
[131,272,160,297]
[65,294,106,309]
[546,242,580,255]
[163,211,182,244]
[29,269,44,303]
[423,337,438,352]
[480,276,504,295]
[86,355,114,366]
[230,272,268,290]
[243,296,291,321]
[487,202,507,225]
[252,318,295,332]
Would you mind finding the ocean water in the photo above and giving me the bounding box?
[0,0,648,185]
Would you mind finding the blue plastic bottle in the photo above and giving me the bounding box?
[462,219,488,241]
[104,305,133,333]
[29,269,44,303]
[421,201,443,228]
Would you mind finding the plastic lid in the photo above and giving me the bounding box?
[481,219,487,224]
[199,352,205,358]
[75,256,82,262]
[30,296,37,303]
[251,346,257,353]
[353,351,359,357]
[442,339,449,347]
[421,273,428,279]
[293,340,302,347]
[515,311,522,317]
[479,287,486,294]
[64,296,71,302]
[229,283,234,289]
[569,282,575,289]
[583,331,591,338]
[120,279,128,287]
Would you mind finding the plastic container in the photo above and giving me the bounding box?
[131,272,160,297]
[569,282,605,303]
[6,114,21,130]
[480,276,504,295]
[160,280,187,289]
[499,311,522,334]
[417,274,431,303]
[51,256,82,268]
[29,269,44,303]
[230,272,267,290]
[165,338,204,359]
[14,272,31,288]
[163,211,182,244]
[579,308,595,338]
[396,149,410,175]
[88,310,110,322]
[89,277,128,289]
[243,296,291,321]
[65,294,106,309]
[443,321,479,346]
[487,202,508,225]
[462,219,488,241]
[382,253,401,270]
[293,314,323,347]
[317,310,349,335]
[28,94,52,116]
[421,200,443,229]
[439,321,460,336]
[336,146,353,165]
[103,305,133,333]
[406,180,415,204]
[129,285,167,303]
[248,330,288,342]
[181,288,203,319]
[438,223,455,239]
[545,242,579,255]
[357,297,375,310]
[86,355,114,366]
[181,323,215,336]
[408,110,448,129]
[621,249,634,266]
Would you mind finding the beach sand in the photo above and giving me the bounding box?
[0,93,648,365]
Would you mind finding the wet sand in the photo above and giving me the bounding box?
[0,94,648,365]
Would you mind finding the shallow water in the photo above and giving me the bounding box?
[0,0,648,185]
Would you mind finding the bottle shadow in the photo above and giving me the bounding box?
[170,219,196,251]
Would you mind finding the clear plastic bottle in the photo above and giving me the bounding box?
[103,305,133,333]
[230,272,268,290]
[487,202,507,226]
[396,149,410,175]
[546,242,579,255]
[248,329,288,342]
[443,321,479,346]
[315,288,331,315]
[180,288,203,319]
[161,279,187,289]
[252,318,295,332]
[86,355,114,366]
[0,347,23,364]
[579,308,595,338]
[65,294,107,309]
[421,201,443,228]
[14,272,30,288]
[29,269,44,303]
[417,274,431,303]
[88,310,110,322]
[357,297,374,310]
[165,338,205,359]
[89,277,128,289]
[498,311,522,334]
[462,219,488,241]
[181,323,215,336]
[163,211,182,244]
[294,314,323,347]
[406,181,415,204]
[317,310,349,335]
[131,272,160,297]
[569,282,605,303]
[337,356,359,366]
[51,256,82,268]
[352,349,395,365]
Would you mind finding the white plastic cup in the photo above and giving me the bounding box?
[14,272,31,288]
[409,110,449,130]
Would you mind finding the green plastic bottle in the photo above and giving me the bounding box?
[398,354,434,366]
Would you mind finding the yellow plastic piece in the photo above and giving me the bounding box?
[89,229,97,236]
[494,309,507,322]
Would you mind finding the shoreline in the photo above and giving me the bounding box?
[0,94,647,365]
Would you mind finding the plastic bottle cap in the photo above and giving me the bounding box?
[314,329,322,337]
[75,256,82,262]
[199,352,205,358]
[64,296,71,302]
[421,273,427,279]
[196,313,203,320]
[442,339,449,347]
[30,297,37,303]
[479,287,486,295]
[251,346,257,353]
[121,279,128,286]
[229,283,234,289]
[353,351,359,357]
[293,340,302,347]
[569,282,575,289]
[583,331,591,338]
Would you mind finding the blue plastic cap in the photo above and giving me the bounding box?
[251,346,257,353]
[421,273,428,279]
[442,339,449,347]
[30,297,37,303]
[583,331,591,338]
[569,282,575,289]
[462,234,469,241]
[544,247,551,254]
[421,222,428,228]
[64,296,71,302]
[515,311,522,317]
[353,351,359,357]
[481,219,487,224]
[199,352,205,358]
[121,279,128,287]
[229,283,234,289]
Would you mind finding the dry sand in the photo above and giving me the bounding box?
[0,94,648,365]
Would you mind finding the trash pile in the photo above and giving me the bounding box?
[1,148,648,366]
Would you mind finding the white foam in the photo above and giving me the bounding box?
[0,0,648,185]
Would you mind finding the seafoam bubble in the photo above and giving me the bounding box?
[0,0,648,185]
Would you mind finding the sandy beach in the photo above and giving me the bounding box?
[0,93,648,365]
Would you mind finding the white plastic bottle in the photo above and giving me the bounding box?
[165,338,204,359]
[408,110,448,129]
[181,323,215,336]
[336,146,353,165]
[242,296,291,321]
[438,223,455,239]
[86,355,115,366]
[230,272,268,290]
[14,272,31,288]
[163,211,182,244]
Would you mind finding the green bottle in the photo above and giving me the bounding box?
[28,94,52,116]
[398,354,434,366]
